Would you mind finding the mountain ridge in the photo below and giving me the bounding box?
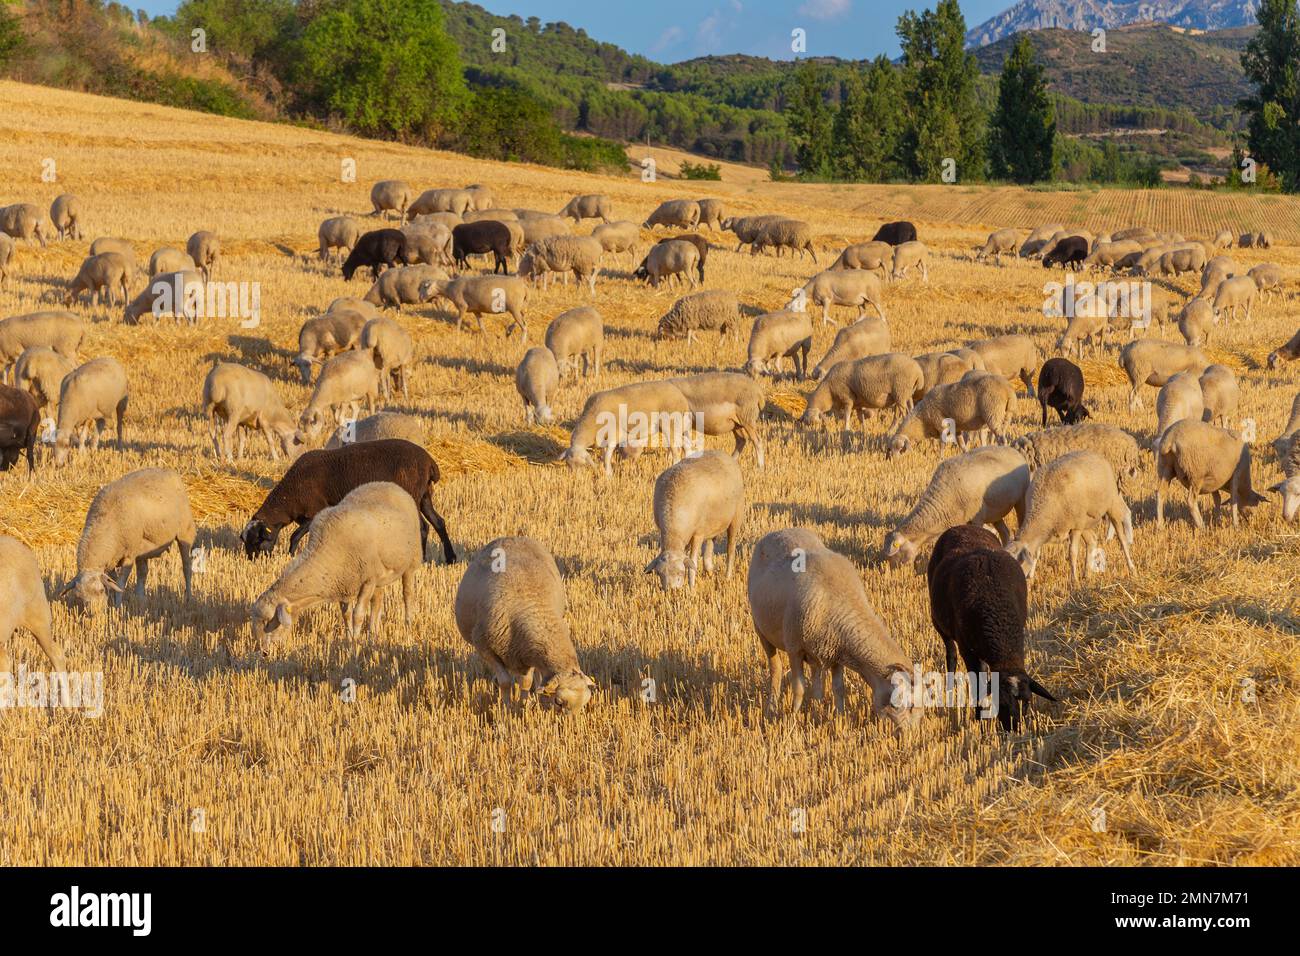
[967,0,1260,48]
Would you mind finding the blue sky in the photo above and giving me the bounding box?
[133,1,1016,61]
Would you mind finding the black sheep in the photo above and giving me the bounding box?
[342,229,407,281]
[1042,236,1088,270]
[1037,357,1089,427]
[926,524,1057,730]
[871,221,918,246]
[0,384,39,472]
[452,220,512,274]
[240,439,456,565]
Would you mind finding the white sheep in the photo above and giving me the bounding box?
[324,411,427,449]
[801,353,924,431]
[560,380,694,474]
[517,235,603,295]
[400,223,453,266]
[559,194,612,223]
[1211,275,1256,323]
[420,275,529,341]
[148,246,196,277]
[544,306,603,378]
[294,310,368,384]
[887,370,1015,457]
[750,218,817,261]
[1176,298,1214,348]
[318,217,362,261]
[1197,364,1238,428]
[636,239,699,290]
[297,350,381,441]
[892,240,929,282]
[324,297,380,320]
[1012,422,1143,491]
[122,269,203,324]
[811,316,891,380]
[1056,308,1109,359]
[371,180,413,221]
[516,346,559,425]
[969,335,1040,397]
[1156,420,1268,528]
[1020,223,1066,258]
[1118,339,1210,410]
[975,228,1019,264]
[186,231,220,281]
[1154,371,1205,445]
[830,240,892,277]
[464,183,494,211]
[654,290,739,344]
[590,220,641,267]
[65,252,131,308]
[13,346,74,418]
[666,371,766,465]
[363,263,449,309]
[745,310,813,379]
[696,198,725,230]
[913,351,980,399]
[0,535,67,674]
[361,317,414,400]
[0,311,84,379]
[54,357,129,466]
[1248,263,1283,302]
[644,199,701,231]
[794,270,886,326]
[49,194,83,241]
[645,451,745,589]
[723,214,783,253]
[202,361,303,462]
[409,187,472,218]
[0,202,47,246]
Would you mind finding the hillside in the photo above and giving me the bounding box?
[968,0,1259,47]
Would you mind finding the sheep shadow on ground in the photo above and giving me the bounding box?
[486,430,565,463]
[424,353,512,378]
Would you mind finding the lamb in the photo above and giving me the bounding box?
[1248,263,1284,302]
[830,240,892,278]
[64,252,130,307]
[883,445,1031,569]
[0,384,39,472]
[887,371,1016,458]
[1197,364,1238,428]
[0,535,67,675]
[975,228,1020,264]
[362,264,449,309]
[0,203,47,246]
[324,411,426,449]
[1005,451,1135,581]
[464,183,494,211]
[12,346,74,418]
[49,194,82,241]
[419,275,529,341]
[452,220,513,274]
[1118,340,1210,410]
[516,346,559,424]
[1176,298,1215,348]
[751,218,817,261]
[891,240,929,282]
[544,306,603,378]
[53,358,128,466]
[590,220,641,266]
[185,231,220,281]
[559,194,612,223]
[294,309,368,384]
[970,334,1040,397]
[871,221,917,246]
[1211,275,1257,323]
[794,270,886,326]
[645,451,746,589]
[1082,239,1143,271]
[148,246,196,277]
[744,310,813,379]
[0,233,11,288]
[811,316,891,380]
[370,180,413,221]
[1267,329,1300,369]
[517,235,603,295]
[1156,420,1268,528]
[643,199,701,231]
[654,290,739,344]
[519,214,570,247]
[696,198,725,230]
[408,187,472,218]
[633,239,699,289]
[1019,223,1065,258]
[318,216,362,262]
[360,317,414,400]
[801,353,924,433]
[342,229,407,281]
[453,536,596,712]
[250,482,422,643]
[926,525,1056,729]
[1154,371,1205,444]
[1036,357,1088,427]
[296,350,381,441]
[747,527,921,729]
[666,371,766,465]
[201,362,303,463]
[57,468,196,612]
[560,380,694,474]
[0,311,85,379]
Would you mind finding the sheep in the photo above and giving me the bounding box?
[148,246,196,277]
[0,233,11,288]
[1055,307,1108,359]
[1267,329,1300,369]
[1198,364,1239,428]
[747,527,921,729]
[751,218,817,261]
[559,194,611,223]
[64,252,130,307]
[633,239,699,289]
[1082,239,1143,271]
[0,203,47,246]
[516,346,559,425]
[0,535,67,675]
[560,380,694,474]
[1154,371,1205,444]
[871,221,917,246]
[1154,244,1207,277]
[723,214,783,252]
[464,183,494,211]
[185,231,220,282]
[408,187,472,218]
[0,384,39,472]
[801,353,924,433]
[453,536,595,712]
[1005,451,1135,582]
[411,211,463,233]
[1212,275,1257,323]
[645,451,746,589]
[970,334,1040,397]
[696,198,725,230]
[517,235,603,295]
[1197,256,1238,300]
[362,264,449,309]
[745,310,813,380]
[1042,236,1089,270]
[1036,357,1088,427]
[544,306,603,378]
[57,468,196,612]
[318,216,362,262]
[975,228,1020,264]
[913,351,977,399]
[294,309,368,384]
[1156,420,1268,528]
[1258,230,1274,249]
[1176,298,1214,348]
[398,226,452,268]
[0,311,84,379]
[1011,422,1141,490]
[296,350,381,442]
[830,240,892,278]
[884,446,1030,570]
[1118,340,1210,410]
[667,371,766,465]
[519,214,570,247]
[88,237,136,271]
[1239,231,1262,249]
[500,219,527,258]
[12,346,74,419]
[654,289,739,344]
[891,240,928,282]
[324,411,426,450]
[202,362,303,463]
[1041,230,1094,260]
[887,371,1015,458]
[462,209,516,224]
[250,482,422,643]
[811,316,891,380]
[49,194,82,241]
[1019,223,1065,258]
[644,199,701,231]
[325,297,380,320]
[926,525,1056,729]
[452,220,513,274]
[794,270,885,326]
[654,233,709,283]
[419,275,529,341]
[342,229,407,281]
[590,220,641,267]
[370,180,413,221]
[241,439,454,563]
[1111,226,1154,243]
[52,357,128,466]
[1248,263,1284,302]
[360,316,414,400]
[1213,229,1234,249]
[1271,405,1300,523]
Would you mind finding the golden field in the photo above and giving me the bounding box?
[0,80,1297,866]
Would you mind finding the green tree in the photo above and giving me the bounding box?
[787,61,834,178]
[170,0,296,63]
[0,1,26,69]
[988,34,1057,183]
[1239,0,1300,191]
[833,56,904,182]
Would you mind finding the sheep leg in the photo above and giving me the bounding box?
[761,639,783,715]
[1187,488,1205,530]
[700,538,715,575]
[350,582,375,639]
[287,522,311,555]
[831,665,847,715]
[602,442,615,477]
[112,565,132,608]
[178,539,194,600]
[401,569,414,625]
[208,411,223,460]
[992,518,1012,544]
[1110,509,1137,572]
[236,426,247,461]
[1068,530,1082,582]
[787,650,807,714]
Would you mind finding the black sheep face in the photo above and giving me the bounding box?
[1063,404,1090,425]
[997,675,1033,730]
[240,520,279,559]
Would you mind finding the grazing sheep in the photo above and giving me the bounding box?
[464,184,494,211]
[1248,263,1284,302]
[0,233,12,287]
[723,214,783,253]
[324,411,426,449]
[696,198,725,230]
[65,252,131,307]
[419,275,529,341]
[1267,328,1300,369]
[654,290,740,344]
[148,246,196,277]
[1005,451,1135,581]
[452,220,514,274]
[667,371,766,465]
[53,358,128,466]
[1197,364,1239,428]
[12,346,74,419]
[88,237,137,274]
[318,216,362,262]
[1176,298,1215,348]
[0,535,67,674]
[645,451,746,589]
[970,334,1040,397]
[801,353,924,433]
[202,362,303,463]
[560,380,694,474]
[1019,223,1065,258]
[519,214,571,247]
[811,316,891,380]
[975,228,1020,264]
[58,468,196,612]
[1082,239,1143,271]
[1270,401,1300,523]
[454,536,595,712]
[591,220,641,266]
[399,226,453,267]
[1012,422,1142,491]
[462,209,515,224]
[1212,275,1257,323]
[1154,371,1205,444]
[913,351,977,399]
[362,263,449,309]
[1036,357,1088,427]
[1118,340,1210,410]
[891,241,929,282]
[1055,307,1108,359]
[361,317,414,400]
[409,188,472,218]
[559,194,612,223]
[1111,226,1154,243]
[294,310,368,384]
[241,439,454,563]
[544,306,603,378]
[411,211,463,233]
[342,229,407,281]
[751,218,817,261]
[0,203,47,247]
[644,199,701,231]
[186,231,220,282]
[633,239,699,289]
[0,384,39,472]
[794,270,886,326]
[871,221,917,247]
[1213,229,1234,249]
[1154,245,1207,277]
[516,346,559,425]
[745,310,813,379]
[0,312,84,378]
[654,234,709,283]
[1239,231,1262,249]
[517,235,603,295]
[927,525,1056,730]
[296,350,381,442]
[830,240,892,278]
[251,482,422,643]
[884,446,1030,569]
[49,194,82,241]
[1042,236,1089,270]
[1040,230,1093,260]
[747,528,921,729]
[887,371,1016,458]
[1156,420,1267,528]
[325,297,380,320]
[370,180,413,221]
[1197,256,1238,299]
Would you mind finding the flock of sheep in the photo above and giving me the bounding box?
[1,182,1297,728]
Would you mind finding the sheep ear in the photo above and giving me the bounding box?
[643,557,660,574]
[537,677,558,697]
[101,572,124,593]
[584,674,598,692]
[276,602,294,630]
[1027,678,1057,702]
[55,578,76,597]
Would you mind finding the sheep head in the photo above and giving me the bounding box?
[537,670,597,714]
[240,519,280,560]
[57,569,122,613]
[645,551,688,590]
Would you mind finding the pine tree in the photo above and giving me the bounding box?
[832,56,904,182]
[787,61,835,179]
[989,34,1057,183]
[1239,0,1300,192]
